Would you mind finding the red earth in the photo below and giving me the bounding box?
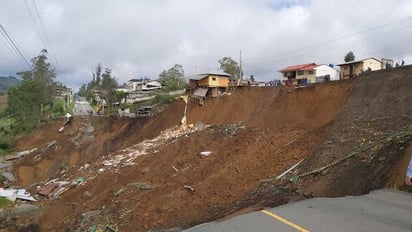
[3,65,412,231]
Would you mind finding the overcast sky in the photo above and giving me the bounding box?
[1,0,412,89]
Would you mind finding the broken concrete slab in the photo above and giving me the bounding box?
[113,187,124,197]
[0,188,36,202]
[11,204,40,215]
[1,172,16,182]
[127,182,155,190]
[38,182,59,197]
[4,148,38,161]
[199,151,212,157]
[0,162,13,170]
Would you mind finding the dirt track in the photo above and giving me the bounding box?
[5,66,412,231]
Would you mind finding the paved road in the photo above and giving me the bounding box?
[184,189,412,232]
[73,97,93,116]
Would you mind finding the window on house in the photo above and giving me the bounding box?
[309,70,314,75]
[212,77,216,81]
[297,71,304,75]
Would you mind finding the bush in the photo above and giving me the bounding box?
[0,197,12,208]
[0,134,12,151]
[52,100,65,116]
[153,94,176,104]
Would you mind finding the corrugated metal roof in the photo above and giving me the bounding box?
[185,74,208,81]
[279,63,317,72]
[185,71,231,81]
[198,70,231,77]
[336,57,381,66]
[193,87,208,97]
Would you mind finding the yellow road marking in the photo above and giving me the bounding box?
[261,210,309,232]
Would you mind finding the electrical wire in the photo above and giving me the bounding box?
[31,0,59,71]
[0,25,32,69]
[0,32,28,69]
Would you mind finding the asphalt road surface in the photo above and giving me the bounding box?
[73,97,94,116]
[184,189,412,232]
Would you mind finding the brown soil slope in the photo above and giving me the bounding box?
[5,66,412,231]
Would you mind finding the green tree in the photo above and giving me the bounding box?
[101,68,118,108]
[218,56,241,79]
[94,63,102,86]
[344,51,355,62]
[78,84,87,97]
[7,49,56,132]
[158,64,186,91]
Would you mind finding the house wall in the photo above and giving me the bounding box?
[296,70,316,84]
[362,58,382,71]
[127,81,143,91]
[340,59,382,79]
[281,70,315,85]
[340,63,361,79]
[189,79,198,88]
[315,65,339,81]
[198,75,229,87]
[340,64,353,79]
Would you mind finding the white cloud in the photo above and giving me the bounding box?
[1,0,412,88]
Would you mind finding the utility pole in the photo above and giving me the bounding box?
[7,112,11,131]
[239,50,243,81]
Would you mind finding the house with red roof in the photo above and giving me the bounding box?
[279,63,317,85]
[279,63,339,85]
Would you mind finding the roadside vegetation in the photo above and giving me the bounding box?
[0,49,71,156]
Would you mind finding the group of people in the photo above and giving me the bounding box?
[406,148,412,186]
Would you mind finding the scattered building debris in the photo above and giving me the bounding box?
[4,148,38,161]
[127,182,155,190]
[199,151,212,157]
[37,179,78,198]
[0,188,36,202]
[11,204,40,216]
[89,224,118,232]
[172,166,179,172]
[183,185,195,192]
[275,159,305,180]
[113,188,124,197]
[0,162,13,170]
[1,172,16,182]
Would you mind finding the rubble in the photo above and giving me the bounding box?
[37,179,79,198]
[1,172,16,182]
[199,151,212,157]
[4,148,38,161]
[183,185,195,192]
[11,204,40,215]
[0,188,36,202]
[127,182,155,190]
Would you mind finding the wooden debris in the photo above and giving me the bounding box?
[183,185,195,192]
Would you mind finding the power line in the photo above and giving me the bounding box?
[24,0,47,48]
[0,25,32,69]
[0,33,28,69]
[246,16,412,64]
[31,0,59,71]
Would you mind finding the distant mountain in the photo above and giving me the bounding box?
[0,76,20,93]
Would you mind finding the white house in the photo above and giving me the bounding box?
[127,78,162,92]
[314,64,339,82]
[142,81,162,91]
[279,63,340,85]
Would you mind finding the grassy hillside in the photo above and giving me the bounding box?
[0,76,20,93]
